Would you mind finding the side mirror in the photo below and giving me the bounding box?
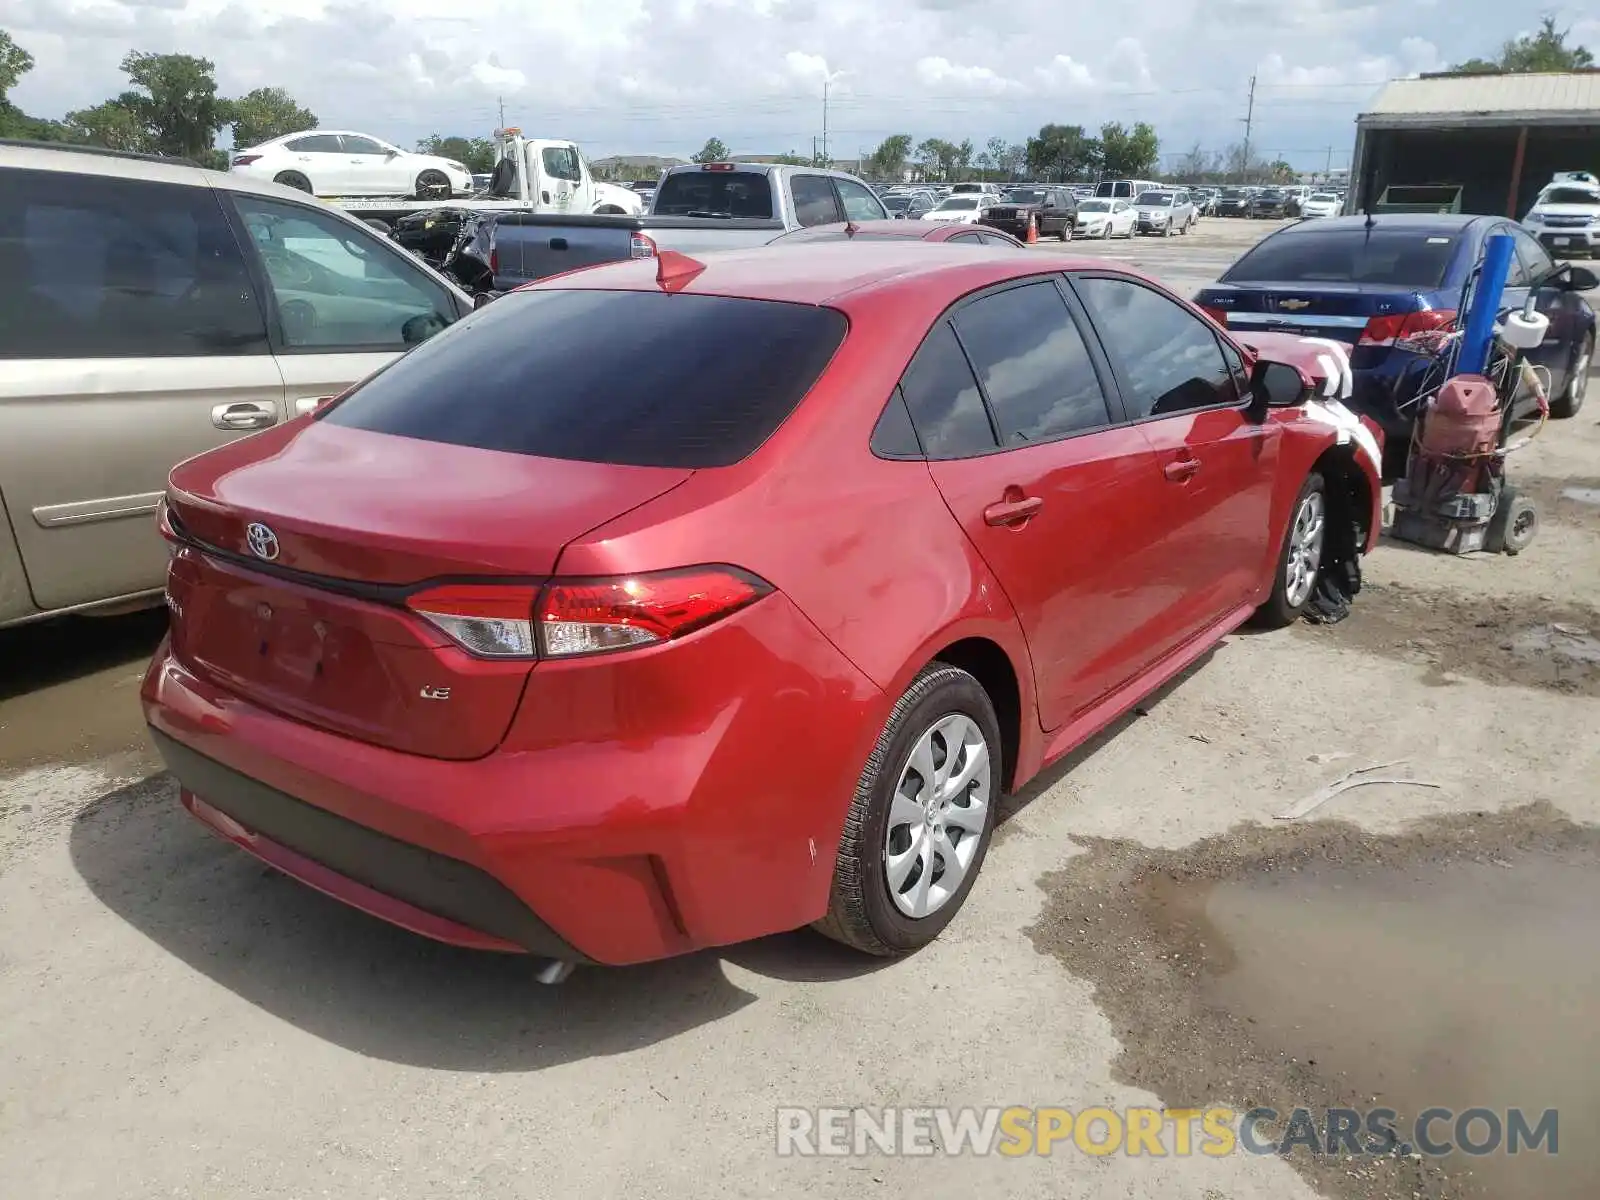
[473,290,503,309]
[1562,264,1598,292]
[1248,360,1310,418]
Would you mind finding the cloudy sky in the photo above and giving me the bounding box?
[3,0,1596,168]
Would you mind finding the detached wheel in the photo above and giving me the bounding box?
[815,664,999,956]
[274,171,313,193]
[1486,485,1538,555]
[414,169,451,199]
[1551,333,1591,419]
[1255,472,1326,628]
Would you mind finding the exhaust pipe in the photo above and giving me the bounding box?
[533,958,576,985]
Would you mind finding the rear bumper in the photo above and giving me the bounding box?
[142,592,886,965]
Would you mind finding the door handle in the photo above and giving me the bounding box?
[983,495,1043,527]
[211,401,278,431]
[293,395,336,416]
[1163,457,1202,481]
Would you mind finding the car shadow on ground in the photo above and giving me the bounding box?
[0,608,167,702]
[69,772,764,1072]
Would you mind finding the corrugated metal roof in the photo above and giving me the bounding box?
[1358,71,1600,127]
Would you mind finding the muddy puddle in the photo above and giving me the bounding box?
[1515,475,1600,536]
[1301,581,1600,696]
[1030,803,1600,1200]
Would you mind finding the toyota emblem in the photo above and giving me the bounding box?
[245,522,280,561]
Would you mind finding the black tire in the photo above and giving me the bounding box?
[414,169,451,200]
[1101,224,1112,240]
[1550,333,1591,419]
[815,664,1001,957]
[1255,472,1326,628]
[1059,224,1071,242]
[1485,485,1538,555]
[274,171,313,193]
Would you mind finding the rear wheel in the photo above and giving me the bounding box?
[273,171,313,193]
[414,169,451,199]
[815,664,1000,956]
[1551,333,1591,419]
[1059,223,1071,242]
[1486,485,1539,555]
[1255,472,1326,628]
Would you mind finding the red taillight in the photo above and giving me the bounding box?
[1358,309,1456,350]
[1201,305,1229,327]
[406,583,540,659]
[630,232,657,260]
[538,566,771,658]
[490,245,500,274]
[232,155,262,166]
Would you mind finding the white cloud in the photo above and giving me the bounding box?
[0,0,1571,170]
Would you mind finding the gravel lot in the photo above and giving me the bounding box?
[2,217,1596,1199]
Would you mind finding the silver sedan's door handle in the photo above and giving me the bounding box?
[211,401,278,431]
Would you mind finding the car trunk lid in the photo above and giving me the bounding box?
[163,421,692,759]
[1196,283,1427,345]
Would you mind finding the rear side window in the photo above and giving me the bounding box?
[1076,277,1239,420]
[899,322,997,459]
[791,175,844,227]
[835,178,885,221]
[0,168,268,360]
[952,282,1111,442]
[652,171,773,218]
[286,134,342,153]
[1222,228,1459,287]
[324,290,846,468]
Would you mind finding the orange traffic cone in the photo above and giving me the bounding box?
[1025,213,1038,244]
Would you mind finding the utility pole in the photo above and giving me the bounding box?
[821,76,830,166]
[1324,144,1333,181]
[498,96,506,129]
[1240,72,1256,181]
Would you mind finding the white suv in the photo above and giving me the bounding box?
[1523,181,1600,259]
[0,140,473,628]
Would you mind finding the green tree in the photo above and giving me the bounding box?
[1026,124,1098,182]
[692,136,730,164]
[769,151,810,166]
[230,86,316,149]
[1099,121,1160,180]
[64,100,151,152]
[417,134,497,173]
[954,138,974,178]
[866,133,913,180]
[1454,16,1594,73]
[1,28,32,100]
[915,137,962,181]
[116,51,229,159]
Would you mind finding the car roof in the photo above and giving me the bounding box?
[536,241,1127,308]
[1274,213,1488,235]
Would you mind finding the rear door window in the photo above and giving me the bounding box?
[791,175,844,227]
[952,282,1112,443]
[286,134,343,153]
[652,171,773,218]
[1075,277,1240,419]
[323,290,847,468]
[1222,228,1460,287]
[0,168,268,359]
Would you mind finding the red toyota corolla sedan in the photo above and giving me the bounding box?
[143,242,1382,973]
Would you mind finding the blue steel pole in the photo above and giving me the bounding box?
[1455,234,1514,377]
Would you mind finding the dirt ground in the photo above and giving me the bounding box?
[1,219,1596,1199]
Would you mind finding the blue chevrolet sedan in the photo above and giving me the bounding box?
[1196,215,1595,475]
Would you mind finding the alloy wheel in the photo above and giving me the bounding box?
[1284,491,1325,609]
[883,713,992,919]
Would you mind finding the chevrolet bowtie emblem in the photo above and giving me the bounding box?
[1279,299,1311,311]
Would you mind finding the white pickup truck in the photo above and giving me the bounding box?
[326,130,644,227]
[389,162,892,293]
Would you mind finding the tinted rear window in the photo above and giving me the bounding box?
[324,290,846,468]
[652,171,773,218]
[1221,228,1460,287]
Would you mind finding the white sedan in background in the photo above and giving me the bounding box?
[921,195,986,225]
[1299,192,1342,218]
[1073,198,1137,239]
[230,130,474,199]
